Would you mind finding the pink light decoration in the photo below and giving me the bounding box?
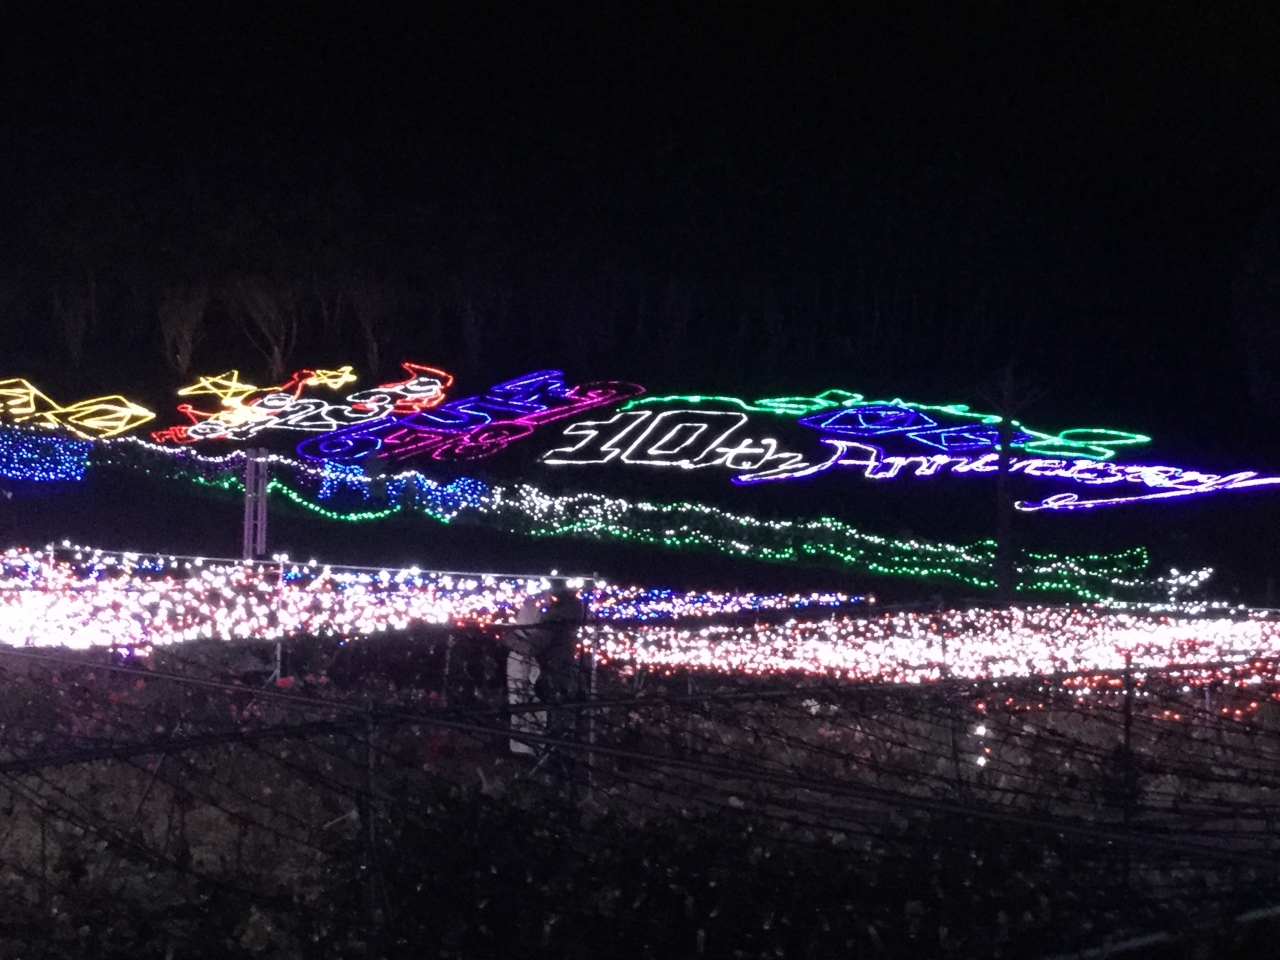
[0,546,539,648]
[8,546,1278,694]
[151,363,454,444]
[0,546,855,649]
[299,370,644,464]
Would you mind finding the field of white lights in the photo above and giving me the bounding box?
[1,544,1277,694]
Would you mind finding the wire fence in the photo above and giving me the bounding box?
[0,622,1276,958]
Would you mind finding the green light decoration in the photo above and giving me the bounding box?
[621,391,1151,461]
[621,392,861,417]
[1014,426,1152,460]
[197,473,405,523]
[270,480,403,522]
[91,440,1153,601]
[477,484,1146,601]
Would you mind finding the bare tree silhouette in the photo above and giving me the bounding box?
[157,283,209,380]
[349,277,394,379]
[51,271,96,372]
[230,277,298,383]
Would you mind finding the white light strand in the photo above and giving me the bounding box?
[0,545,865,649]
[585,605,1280,688]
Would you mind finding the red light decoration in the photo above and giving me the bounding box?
[151,363,454,444]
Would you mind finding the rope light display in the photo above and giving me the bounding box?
[622,391,1151,459]
[0,378,154,439]
[150,363,453,444]
[547,397,1280,509]
[4,363,1274,514]
[538,406,1280,508]
[87,438,1157,599]
[294,368,644,465]
[2,362,1278,599]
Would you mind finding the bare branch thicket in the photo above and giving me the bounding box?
[348,278,394,379]
[51,271,97,371]
[457,286,484,372]
[312,268,345,350]
[157,283,210,379]
[230,277,298,383]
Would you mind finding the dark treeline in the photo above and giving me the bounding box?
[1,3,1279,451]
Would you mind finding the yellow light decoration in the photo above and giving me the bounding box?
[156,363,453,444]
[301,367,360,391]
[0,379,154,439]
[176,369,263,405]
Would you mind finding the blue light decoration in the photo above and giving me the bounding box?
[296,369,643,465]
[0,428,92,482]
[587,585,862,621]
[151,363,454,444]
[84,437,1155,600]
[8,360,1280,516]
[317,463,368,500]
[623,391,1153,460]
[540,393,1280,511]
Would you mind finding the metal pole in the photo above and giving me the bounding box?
[588,639,598,789]
[1122,651,1134,891]
[364,704,379,957]
[242,449,268,560]
[944,634,963,788]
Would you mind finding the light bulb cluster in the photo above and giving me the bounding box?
[0,542,1269,697]
[586,586,863,622]
[85,437,1158,600]
[0,543,875,649]
[294,369,644,465]
[0,428,91,482]
[584,605,1280,688]
[622,391,1150,461]
[0,545,550,648]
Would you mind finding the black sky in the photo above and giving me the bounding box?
[2,2,1280,457]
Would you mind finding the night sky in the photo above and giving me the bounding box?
[3,3,1280,592]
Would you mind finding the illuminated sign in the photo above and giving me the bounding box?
[151,363,453,443]
[541,394,1280,511]
[620,391,1152,460]
[0,379,154,439]
[296,369,644,465]
[542,409,855,482]
[4,362,1277,517]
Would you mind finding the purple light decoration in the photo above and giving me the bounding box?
[541,409,1280,510]
[298,370,643,465]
